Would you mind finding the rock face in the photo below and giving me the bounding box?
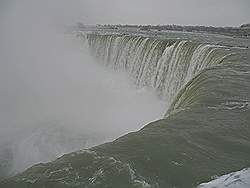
[197,168,250,188]
[1,30,250,188]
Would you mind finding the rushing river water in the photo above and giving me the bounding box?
[1,28,250,188]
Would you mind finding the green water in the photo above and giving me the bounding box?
[1,29,250,188]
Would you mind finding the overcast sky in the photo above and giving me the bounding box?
[1,0,250,26]
[80,0,250,26]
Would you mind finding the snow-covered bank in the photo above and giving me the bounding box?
[197,168,250,188]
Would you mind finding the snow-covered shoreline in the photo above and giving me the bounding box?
[197,168,250,188]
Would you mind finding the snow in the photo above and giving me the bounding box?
[197,168,250,188]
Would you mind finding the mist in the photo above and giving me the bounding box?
[0,0,165,175]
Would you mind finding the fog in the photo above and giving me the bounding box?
[0,0,166,175]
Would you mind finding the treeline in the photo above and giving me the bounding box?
[76,22,250,38]
[240,24,250,28]
[98,24,250,38]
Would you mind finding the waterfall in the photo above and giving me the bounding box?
[84,33,235,115]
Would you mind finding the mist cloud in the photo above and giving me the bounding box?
[0,0,165,174]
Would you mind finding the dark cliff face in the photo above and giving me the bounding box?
[1,30,250,188]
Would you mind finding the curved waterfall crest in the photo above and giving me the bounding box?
[0,31,249,188]
[83,33,236,115]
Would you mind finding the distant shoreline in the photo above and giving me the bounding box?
[76,23,250,38]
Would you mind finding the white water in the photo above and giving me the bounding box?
[86,34,233,114]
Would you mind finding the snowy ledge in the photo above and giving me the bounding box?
[197,168,250,188]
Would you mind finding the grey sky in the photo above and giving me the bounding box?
[80,0,250,26]
[1,0,250,26]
